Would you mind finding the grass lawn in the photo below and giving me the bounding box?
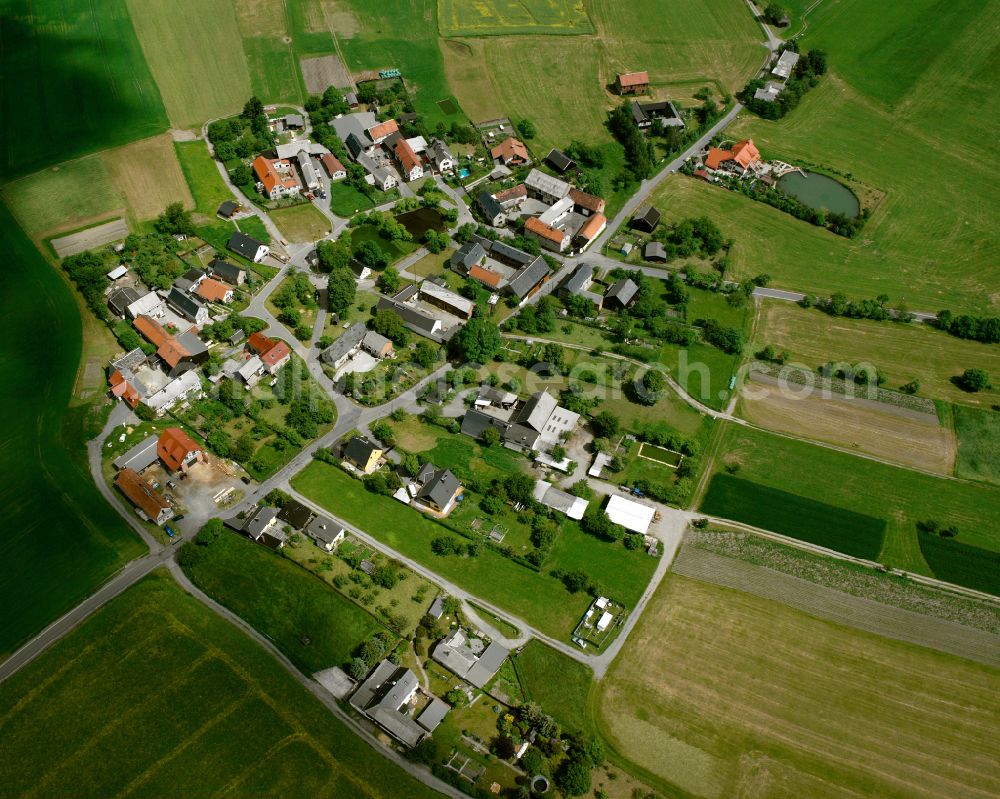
[293,461,654,638]
[236,215,273,245]
[406,248,455,278]
[327,180,376,216]
[599,573,1000,799]
[390,417,528,483]
[175,140,235,217]
[271,203,333,242]
[512,641,595,735]
[0,0,167,179]
[702,422,1000,584]
[0,205,146,656]
[125,0,252,129]
[754,300,1000,408]
[180,530,386,674]
[0,571,441,798]
[953,406,1000,485]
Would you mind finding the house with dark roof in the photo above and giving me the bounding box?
[432,629,510,689]
[420,280,475,320]
[362,330,395,359]
[321,323,367,369]
[167,286,210,326]
[350,660,442,748]
[644,241,667,262]
[450,241,486,274]
[630,100,685,130]
[506,255,551,299]
[233,506,286,547]
[115,469,173,525]
[375,287,449,341]
[461,388,578,451]
[560,263,604,309]
[415,467,462,513]
[305,515,345,551]
[605,278,640,310]
[108,287,141,318]
[477,192,506,226]
[631,205,661,233]
[217,200,240,219]
[428,139,455,173]
[343,436,382,474]
[545,149,575,174]
[112,434,160,473]
[228,231,269,263]
[277,499,313,529]
[208,258,246,285]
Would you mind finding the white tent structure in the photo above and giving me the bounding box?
[605,495,655,534]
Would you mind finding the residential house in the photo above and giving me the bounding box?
[252,155,301,200]
[376,288,446,341]
[208,258,246,286]
[524,168,570,204]
[228,232,269,263]
[432,630,509,689]
[196,278,235,304]
[450,241,486,274]
[491,137,530,167]
[361,330,395,358]
[568,188,606,217]
[630,100,685,130]
[350,660,442,748]
[615,71,649,95]
[321,323,367,369]
[753,81,785,102]
[126,291,165,320]
[275,140,330,160]
[277,499,313,529]
[545,149,575,174]
[296,150,321,191]
[108,369,142,409]
[321,153,347,181]
[217,200,240,219]
[247,332,291,373]
[428,139,455,173]
[506,255,551,299]
[462,388,578,451]
[560,263,604,310]
[115,468,173,525]
[330,112,398,158]
[477,192,506,226]
[357,153,398,191]
[574,213,607,252]
[772,50,800,80]
[391,135,424,181]
[343,436,382,474]
[705,139,761,174]
[419,280,475,319]
[157,427,204,473]
[229,505,287,547]
[605,278,640,310]
[167,286,210,326]
[525,217,570,253]
[532,479,588,520]
[415,466,462,513]
[494,183,527,210]
[112,434,159,473]
[305,515,345,551]
[469,264,503,291]
[630,205,661,233]
[236,355,265,386]
[133,315,208,376]
[108,287,141,318]
[644,241,667,262]
[145,370,202,414]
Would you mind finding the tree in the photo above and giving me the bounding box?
[377,267,401,294]
[591,411,620,439]
[516,118,536,139]
[556,758,592,796]
[154,202,195,237]
[354,240,388,269]
[207,429,233,457]
[451,316,502,363]
[327,267,357,314]
[763,3,789,24]
[316,238,352,273]
[445,688,469,707]
[561,569,590,593]
[635,369,666,405]
[232,433,255,462]
[241,96,265,120]
[958,368,991,392]
[481,427,501,447]
[371,309,409,346]
[412,340,438,368]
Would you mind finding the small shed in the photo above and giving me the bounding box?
[545,149,575,174]
[631,205,660,233]
[643,241,666,263]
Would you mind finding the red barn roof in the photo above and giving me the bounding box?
[157,427,201,472]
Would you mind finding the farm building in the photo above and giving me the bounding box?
[252,155,301,200]
[532,480,588,520]
[615,71,649,95]
[157,427,204,473]
[115,469,173,525]
[772,50,800,80]
[575,214,607,252]
[545,149,575,174]
[112,434,159,473]
[630,100,685,130]
[631,205,661,233]
[605,278,640,310]
[524,168,571,204]
[217,200,240,218]
[644,242,667,262]
[605,494,655,534]
[569,188,606,217]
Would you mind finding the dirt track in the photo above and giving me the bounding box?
[51,218,128,258]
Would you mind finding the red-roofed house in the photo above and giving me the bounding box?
[158,427,204,473]
[393,137,424,181]
[574,213,607,251]
[108,371,141,409]
[260,340,291,373]
[252,156,301,200]
[615,71,649,95]
[468,265,503,289]
[366,119,399,143]
[525,217,570,253]
[491,137,530,167]
[705,139,760,174]
[321,153,347,181]
[569,188,606,217]
[115,468,173,525]
[196,278,235,304]
[248,332,277,355]
[705,147,733,170]
[134,315,192,371]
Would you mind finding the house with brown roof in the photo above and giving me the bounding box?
[195,278,234,304]
[108,370,142,409]
[705,139,761,174]
[261,340,291,373]
[574,213,607,251]
[525,217,570,253]
[115,468,173,525]
[366,119,399,143]
[392,136,424,181]
[321,153,347,181]
[469,264,503,289]
[252,155,301,200]
[615,71,649,95]
[133,315,208,375]
[157,427,204,473]
[569,188,606,217]
[491,137,530,167]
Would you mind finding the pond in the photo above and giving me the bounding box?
[396,207,446,238]
[777,170,860,218]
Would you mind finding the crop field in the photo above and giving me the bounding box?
[917,530,1000,599]
[599,574,1000,799]
[703,422,1000,583]
[234,0,304,103]
[126,0,253,129]
[737,378,957,474]
[438,0,593,37]
[512,641,594,735]
[180,530,386,673]
[722,0,1000,315]
[953,406,1000,485]
[175,141,235,217]
[0,572,441,798]
[0,0,167,179]
[0,206,146,658]
[754,301,1000,408]
[271,203,333,242]
[101,134,194,222]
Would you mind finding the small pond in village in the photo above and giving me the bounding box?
[396,207,447,239]
[777,171,860,218]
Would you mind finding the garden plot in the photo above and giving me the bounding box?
[637,442,683,468]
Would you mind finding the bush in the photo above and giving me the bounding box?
[958,368,991,393]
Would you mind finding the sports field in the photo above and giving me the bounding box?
[599,573,1000,799]
[0,572,441,798]
[721,0,1000,314]
[0,205,145,658]
[101,134,194,222]
[438,0,593,37]
[126,0,253,129]
[0,0,167,179]
[271,203,333,242]
[701,422,1000,584]
[175,141,236,217]
[754,301,1000,408]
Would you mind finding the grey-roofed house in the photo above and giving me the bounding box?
[450,241,486,274]
[420,280,475,319]
[545,148,575,174]
[217,200,239,218]
[477,192,506,227]
[524,168,571,204]
[208,258,246,286]
[167,286,210,326]
[432,629,509,689]
[242,506,286,547]
[506,256,550,300]
[236,355,264,386]
[415,461,437,486]
[375,294,445,341]
[561,263,604,310]
[462,388,578,450]
[350,660,432,748]
[277,498,312,529]
[228,231,269,263]
[112,434,159,472]
[532,479,588,520]
[772,49,800,80]
[361,329,395,358]
[417,698,449,733]
[284,113,305,129]
[111,347,147,374]
[297,150,321,191]
[416,467,462,513]
[630,100,685,130]
[305,515,345,551]
[631,205,661,233]
[644,241,667,262]
[108,286,141,318]
[488,239,535,267]
[126,291,165,320]
[321,323,366,369]
[754,81,785,102]
[605,278,640,310]
[428,139,455,173]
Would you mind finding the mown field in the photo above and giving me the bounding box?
[271,203,333,242]
[953,405,1000,485]
[175,141,235,217]
[701,422,1000,589]
[179,530,385,673]
[599,573,1000,799]
[512,641,594,735]
[0,572,441,798]
[126,0,253,129]
[234,0,305,104]
[0,206,146,658]
[100,134,194,222]
[754,301,1000,408]
[438,0,593,37]
[0,0,167,179]
[723,0,1000,314]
